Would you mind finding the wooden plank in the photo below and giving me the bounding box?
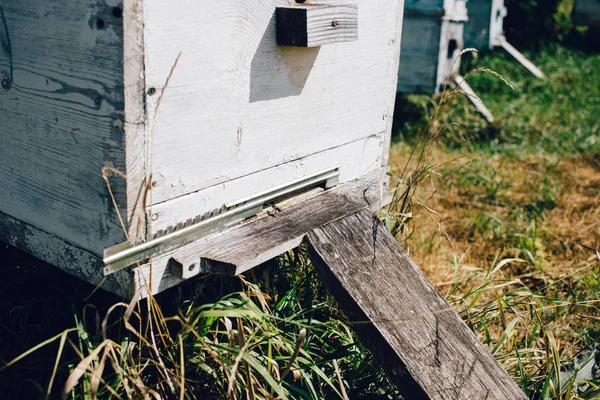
[0,210,130,297]
[132,170,390,297]
[276,4,358,47]
[142,0,402,206]
[0,0,128,255]
[123,0,149,243]
[496,36,545,79]
[306,209,528,400]
[453,74,494,123]
[573,0,600,26]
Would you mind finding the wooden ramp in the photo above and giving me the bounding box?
[306,209,527,400]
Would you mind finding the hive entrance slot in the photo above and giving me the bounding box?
[103,167,341,275]
[447,39,458,59]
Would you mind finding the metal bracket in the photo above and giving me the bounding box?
[103,167,341,275]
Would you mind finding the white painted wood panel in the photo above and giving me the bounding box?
[148,135,384,235]
[123,0,150,243]
[489,0,506,46]
[0,0,128,255]
[143,0,402,206]
[436,20,465,90]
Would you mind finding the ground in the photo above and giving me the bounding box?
[388,41,600,397]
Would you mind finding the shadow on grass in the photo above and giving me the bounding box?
[0,244,120,399]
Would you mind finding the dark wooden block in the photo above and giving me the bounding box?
[276,4,358,47]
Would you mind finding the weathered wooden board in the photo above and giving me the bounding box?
[306,209,528,399]
[0,0,127,255]
[133,170,390,297]
[143,0,402,207]
[148,134,384,235]
[123,0,150,243]
[573,0,600,26]
[275,4,358,47]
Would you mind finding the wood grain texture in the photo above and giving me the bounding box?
[132,170,390,297]
[123,0,149,243]
[0,0,128,255]
[0,210,130,297]
[306,209,528,400]
[573,0,600,26]
[142,0,402,208]
[276,4,358,47]
[148,135,384,235]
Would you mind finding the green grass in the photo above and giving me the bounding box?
[389,40,600,399]
[394,43,600,158]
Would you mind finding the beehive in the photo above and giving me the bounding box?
[0,0,404,296]
[463,0,506,50]
[397,0,467,94]
[573,0,600,26]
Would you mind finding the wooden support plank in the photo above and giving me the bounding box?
[306,209,528,400]
[452,74,495,123]
[132,170,390,297]
[495,36,545,79]
[276,4,358,47]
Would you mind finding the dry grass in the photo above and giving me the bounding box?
[388,147,599,284]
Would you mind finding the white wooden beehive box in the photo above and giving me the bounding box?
[0,0,405,296]
[397,0,467,94]
[464,0,506,50]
